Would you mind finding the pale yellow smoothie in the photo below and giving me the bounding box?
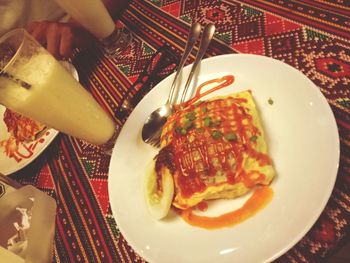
[0,247,24,263]
[0,51,116,146]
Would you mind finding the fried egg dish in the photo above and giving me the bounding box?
[145,78,275,221]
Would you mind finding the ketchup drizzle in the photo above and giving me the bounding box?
[158,75,271,199]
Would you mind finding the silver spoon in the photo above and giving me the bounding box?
[142,23,216,147]
[180,23,215,104]
[141,22,201,145]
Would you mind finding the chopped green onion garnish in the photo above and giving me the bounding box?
[211,130,223,139]
[185,111,196,121]
[183,120,194,130]
[225,132,237,141]
[204,116,212,127]
[175,126,187,135]
[250,135,258,142]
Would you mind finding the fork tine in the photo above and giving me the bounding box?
[148,130,161,148]
[150,136,160,148]
[153,139,161,148]
[150,141,159,148]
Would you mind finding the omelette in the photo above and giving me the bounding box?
[145,89,275,218]
[3,109,46,142]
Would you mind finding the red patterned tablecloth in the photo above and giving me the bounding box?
[9,0,349,262]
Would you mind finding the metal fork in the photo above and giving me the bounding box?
[147,23,216,148]
[146,129,162,148]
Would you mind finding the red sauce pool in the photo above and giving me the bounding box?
[178,186,273,229]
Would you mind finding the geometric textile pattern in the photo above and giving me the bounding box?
[8,0,349,262]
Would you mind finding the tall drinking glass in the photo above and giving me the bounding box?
[0,29,118,151]
[54,0,132,57]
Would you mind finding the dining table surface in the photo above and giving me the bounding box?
[6,0,349,262]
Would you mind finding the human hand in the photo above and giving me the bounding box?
[26,21,95,59]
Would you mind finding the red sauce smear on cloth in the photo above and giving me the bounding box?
[178,186,273,229]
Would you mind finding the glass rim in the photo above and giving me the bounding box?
[0,28,27,73]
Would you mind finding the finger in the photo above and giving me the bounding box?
[45,23,61,58]
[59,26,74,58]
[74,30,96,51]
[26,22,47,46]
[25,21,38,33]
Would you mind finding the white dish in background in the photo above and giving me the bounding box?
[108,54,339,263]
[0,61,79,175]
[0,106,58,175]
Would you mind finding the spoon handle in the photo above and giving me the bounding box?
[180,23,215,103]
[167,22,201,105]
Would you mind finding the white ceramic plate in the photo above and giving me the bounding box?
[0,61,78,175]
[0,106,58,175]
[108,54,339,263]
